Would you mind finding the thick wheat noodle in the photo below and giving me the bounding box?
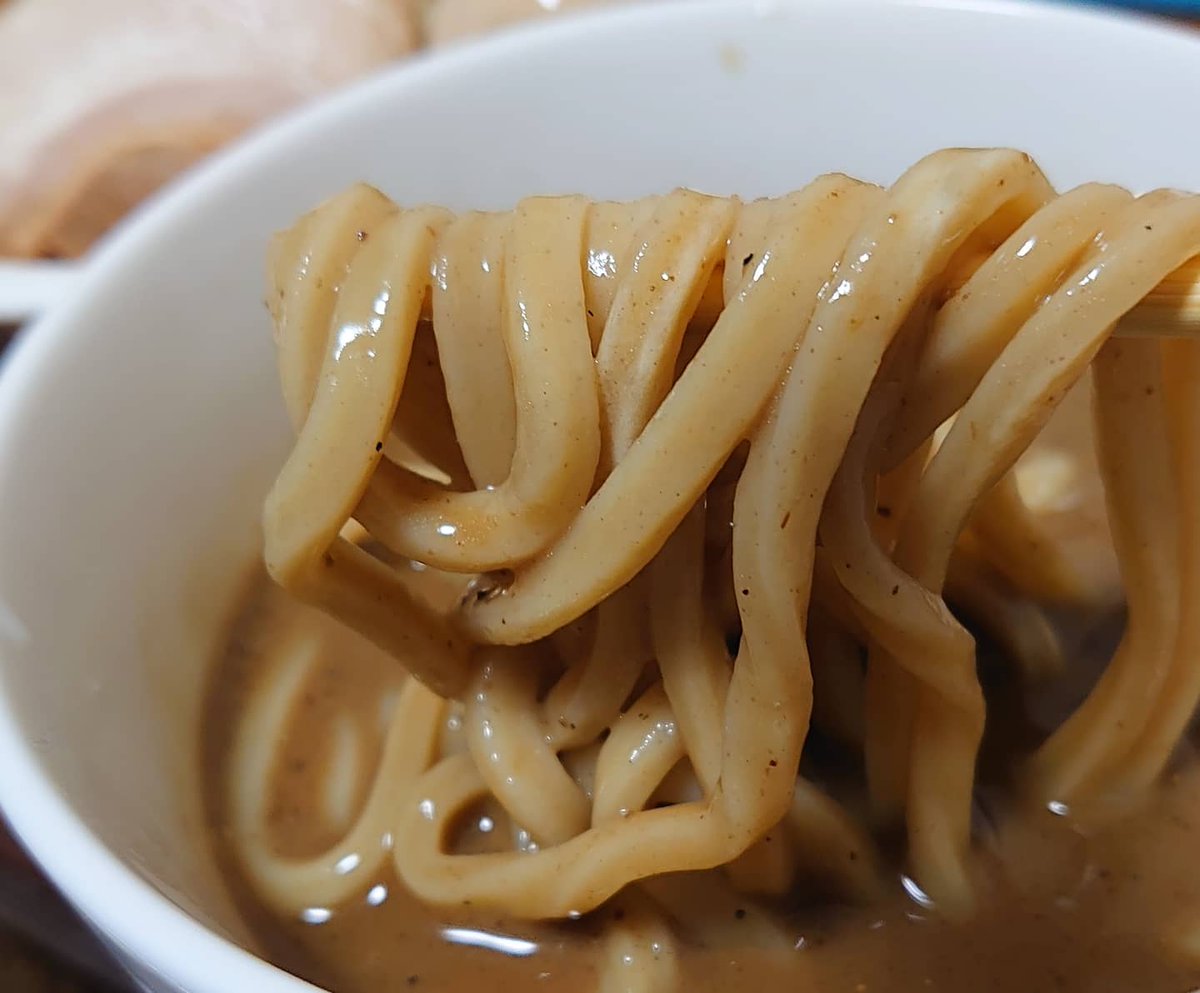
[882,183,1130,466]
[464,649,592,846]
[1027,338,1180,807]
[807,605,866,749]
[649,503,792,899]
[822,379,978,835]
[536,249,687,757]
[355,197,601,573]
[331,183,1200,369]
[1111,339,1200,795]
[464,614,686,979]
[449,206,744,883]
[649,505,735,797]
[724,826,800,898]
[821,312,958,828]
[264,205,469,697]
[541,192,724,755]
[228,639,442,913]
[229,639,682,989]
[880,185,1134,614]
[540,581,653,752]
[457,176,880,644]
[651,507,881,898]
[877,191,1200,908]
[268,184,398,430]
[811,548,869,642]
[871,438,931,550]
[967,471,1108,604]
[597,892,680,993]
[411,190,811,931]
[595,192,737,476]
[417,152,1035,916]
[258,149,1046,921]
[943,542,1065,683]
[809,155,1055,910]
[389,174,890,914]
[428,210,516,487]
[592,683,686,827]
[240,149,1200,993]
[459,151,1045,646]
[583,197,662,348]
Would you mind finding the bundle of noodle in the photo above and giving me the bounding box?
[226,147,1200,991]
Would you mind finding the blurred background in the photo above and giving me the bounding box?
[0,0,1195,989]
[0,0,1196,263]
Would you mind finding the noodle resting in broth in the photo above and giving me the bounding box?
[210,148,1200,993]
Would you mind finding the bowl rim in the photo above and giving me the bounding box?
[0,1,1197,990]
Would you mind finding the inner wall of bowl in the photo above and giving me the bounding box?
[0,0,1199,966]
[0,232,287,940]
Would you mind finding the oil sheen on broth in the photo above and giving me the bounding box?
[203,579,1200,993]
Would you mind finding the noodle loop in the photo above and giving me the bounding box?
[239,148,1200,990]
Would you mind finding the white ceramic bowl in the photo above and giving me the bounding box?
[0,2,1198,991]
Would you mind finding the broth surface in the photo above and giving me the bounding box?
[203,575,1200,993]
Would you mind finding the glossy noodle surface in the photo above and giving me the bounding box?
[203,148,1200,992]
